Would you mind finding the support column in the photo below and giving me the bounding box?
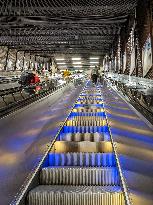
[49,58,52,71]
[51,58,57,74]
[4,47,9,71]
[22,51,25,71]
[29,53,31,70]
[43,57,45,70]
[117,37,121,74]
[14,50,18,71]
[34,55,37,71]
[135,30,138,77]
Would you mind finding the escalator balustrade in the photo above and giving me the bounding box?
[27,84,126,205]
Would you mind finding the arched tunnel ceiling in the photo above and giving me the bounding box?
[0,0,137,67]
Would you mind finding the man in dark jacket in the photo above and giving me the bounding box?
[91,66,99,84]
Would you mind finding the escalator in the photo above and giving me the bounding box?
[25,82,129,205]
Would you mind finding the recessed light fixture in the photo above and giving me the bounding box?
[56,58,65,61]
[72,57,81,60]
[73,62,82,65]
[57,62,66,65]
[90,57,99,60]
[90,65,95,67]
[90,62,99,64]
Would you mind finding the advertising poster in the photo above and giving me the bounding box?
[130,47,135,75]
[123,51,127,72]
[142,35,152,77]
[114,56,117,71]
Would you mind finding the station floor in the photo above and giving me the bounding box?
[0,81,153,205]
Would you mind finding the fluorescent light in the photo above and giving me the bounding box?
[57,62,66,65]
[73,62,82,65]
[90,65,95,68]
[90,62,99,64]
[56,58,65,61]
[90,57,99,60]
[72,57,81,60]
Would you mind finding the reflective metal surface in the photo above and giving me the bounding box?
[101,81,153,205]
[26,82,127,205]
[0,83,82,205]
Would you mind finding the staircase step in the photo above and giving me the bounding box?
[40,167,120,186]
[27,185,124,205]
[52,141,113,153]
[48,153,116,167]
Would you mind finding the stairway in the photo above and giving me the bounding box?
[27,84,125,205]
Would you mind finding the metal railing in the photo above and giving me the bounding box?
[106,78,153,124]
[0,81,69,118]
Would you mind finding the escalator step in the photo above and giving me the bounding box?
[72,108,104,112]
[76,101,103,104]
[62,125,109,133]
[59,132,110,141]
[70,112,106,117]
[66,120,106,127]
[27,185,125,205]
[52,141,113,153]
[40,167,120,186]
[78,103,102,105]
[77,99,101,101]
[59,132,105,142]
[68,116,105,121]
[48,153,116,167]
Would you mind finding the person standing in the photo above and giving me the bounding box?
[63,69,71,83]
[91,66,99,84]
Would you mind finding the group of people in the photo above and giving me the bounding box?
[62,67,103,84]
[19,67,102,86]
[19,71,40,86]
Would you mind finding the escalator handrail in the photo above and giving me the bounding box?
[0,82,65,117]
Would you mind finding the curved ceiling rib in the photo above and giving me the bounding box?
[0,0,137,64]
